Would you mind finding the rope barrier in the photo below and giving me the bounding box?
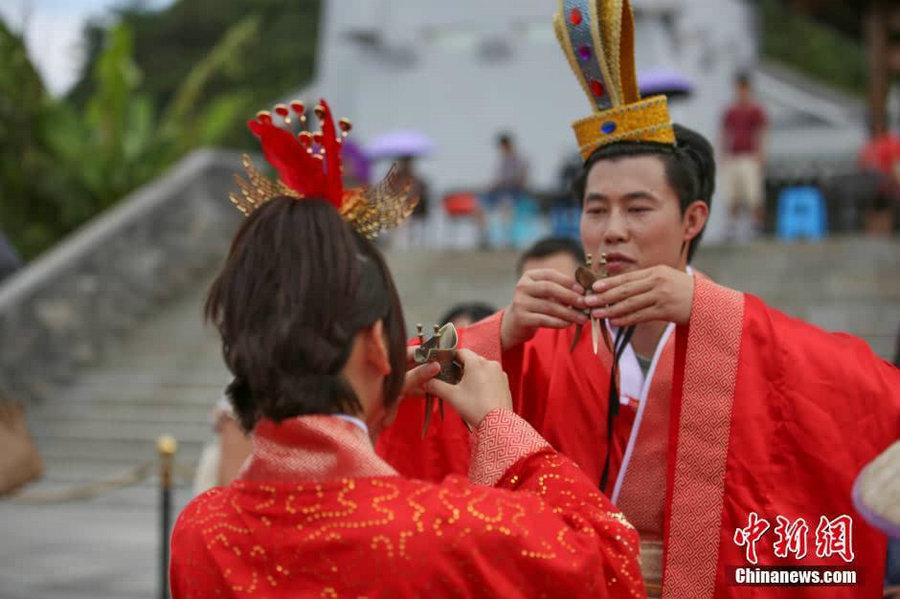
[7,461,196,505]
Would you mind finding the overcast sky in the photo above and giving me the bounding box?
[0,0,174,96]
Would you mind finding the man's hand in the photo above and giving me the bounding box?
[500,269,587,351]
[423,349,512,428]
[585,265,694,327]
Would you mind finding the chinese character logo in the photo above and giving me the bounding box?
[734,512,855,565]
[734,512,770,565]
[773,516,809,560]
[815,515,855,563]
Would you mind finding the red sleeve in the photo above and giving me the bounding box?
[375,391,471,481]
[764,297,899,449]
[459,310,559,428]
[452,408,645,598]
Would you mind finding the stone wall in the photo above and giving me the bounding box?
[0,150,244,404]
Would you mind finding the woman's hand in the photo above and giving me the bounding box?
[423,349,512,428]
[500,269,587,351]
[585,265,694,326]
[401,347,441,396]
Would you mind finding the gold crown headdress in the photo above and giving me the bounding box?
[230,99,418,239]
[553,0,675,160]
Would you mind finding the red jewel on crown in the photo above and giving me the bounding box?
[570,8,583,26]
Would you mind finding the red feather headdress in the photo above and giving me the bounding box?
[230,99,419,239]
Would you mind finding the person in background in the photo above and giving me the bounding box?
[720,72,768,238]
[395,155,430,246]
[439,302,497,329]
[491,132,529,196]
[517,236,584,277]
[480,133,531,247]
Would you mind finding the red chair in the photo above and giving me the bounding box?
[442,192,484,248]
[443,192,480,217]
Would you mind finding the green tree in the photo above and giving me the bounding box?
[760,0,866,95]
[0,20,87,257]
[69,0,321,148]
[0,14,264,259]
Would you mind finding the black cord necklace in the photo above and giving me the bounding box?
[599,323,636,493]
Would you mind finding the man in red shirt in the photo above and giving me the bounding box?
[721,72,768,237]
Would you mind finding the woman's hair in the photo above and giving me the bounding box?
[205,197,407,431]
[571,123,715,262]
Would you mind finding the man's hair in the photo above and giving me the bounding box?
[497,132,513,146]
[205,197,407,432]
[439,302,497,327]
[735,71,751,87]
[517,237,584,274]
[571,124,715,262]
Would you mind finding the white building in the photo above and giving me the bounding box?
[295,0,867,241]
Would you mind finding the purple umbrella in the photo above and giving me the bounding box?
[340,140,371,184]
[638,67,694,99]
[366,130,435,160]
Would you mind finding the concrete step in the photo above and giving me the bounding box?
[29,380,227,408]
[0,486,194,599]
[31,418,212,445]
[31,401,214,424]
[67,369,228,388]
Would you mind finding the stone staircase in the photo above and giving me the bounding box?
[24,280,227,488]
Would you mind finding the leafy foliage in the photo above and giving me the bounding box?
[0,20,83,258]
[760,0,866,95]
[0,0,319,261]
[69,0,321,145]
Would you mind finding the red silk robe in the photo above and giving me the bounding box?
[170,410,645,599]
[378,276,900,599]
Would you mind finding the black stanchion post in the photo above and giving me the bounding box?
[157,435,178,599]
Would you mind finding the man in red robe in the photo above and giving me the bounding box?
[380,146,899,599]
[378,45,898,599]
[379,0,900,595]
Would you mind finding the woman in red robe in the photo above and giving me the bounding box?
[169,192,645,598]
